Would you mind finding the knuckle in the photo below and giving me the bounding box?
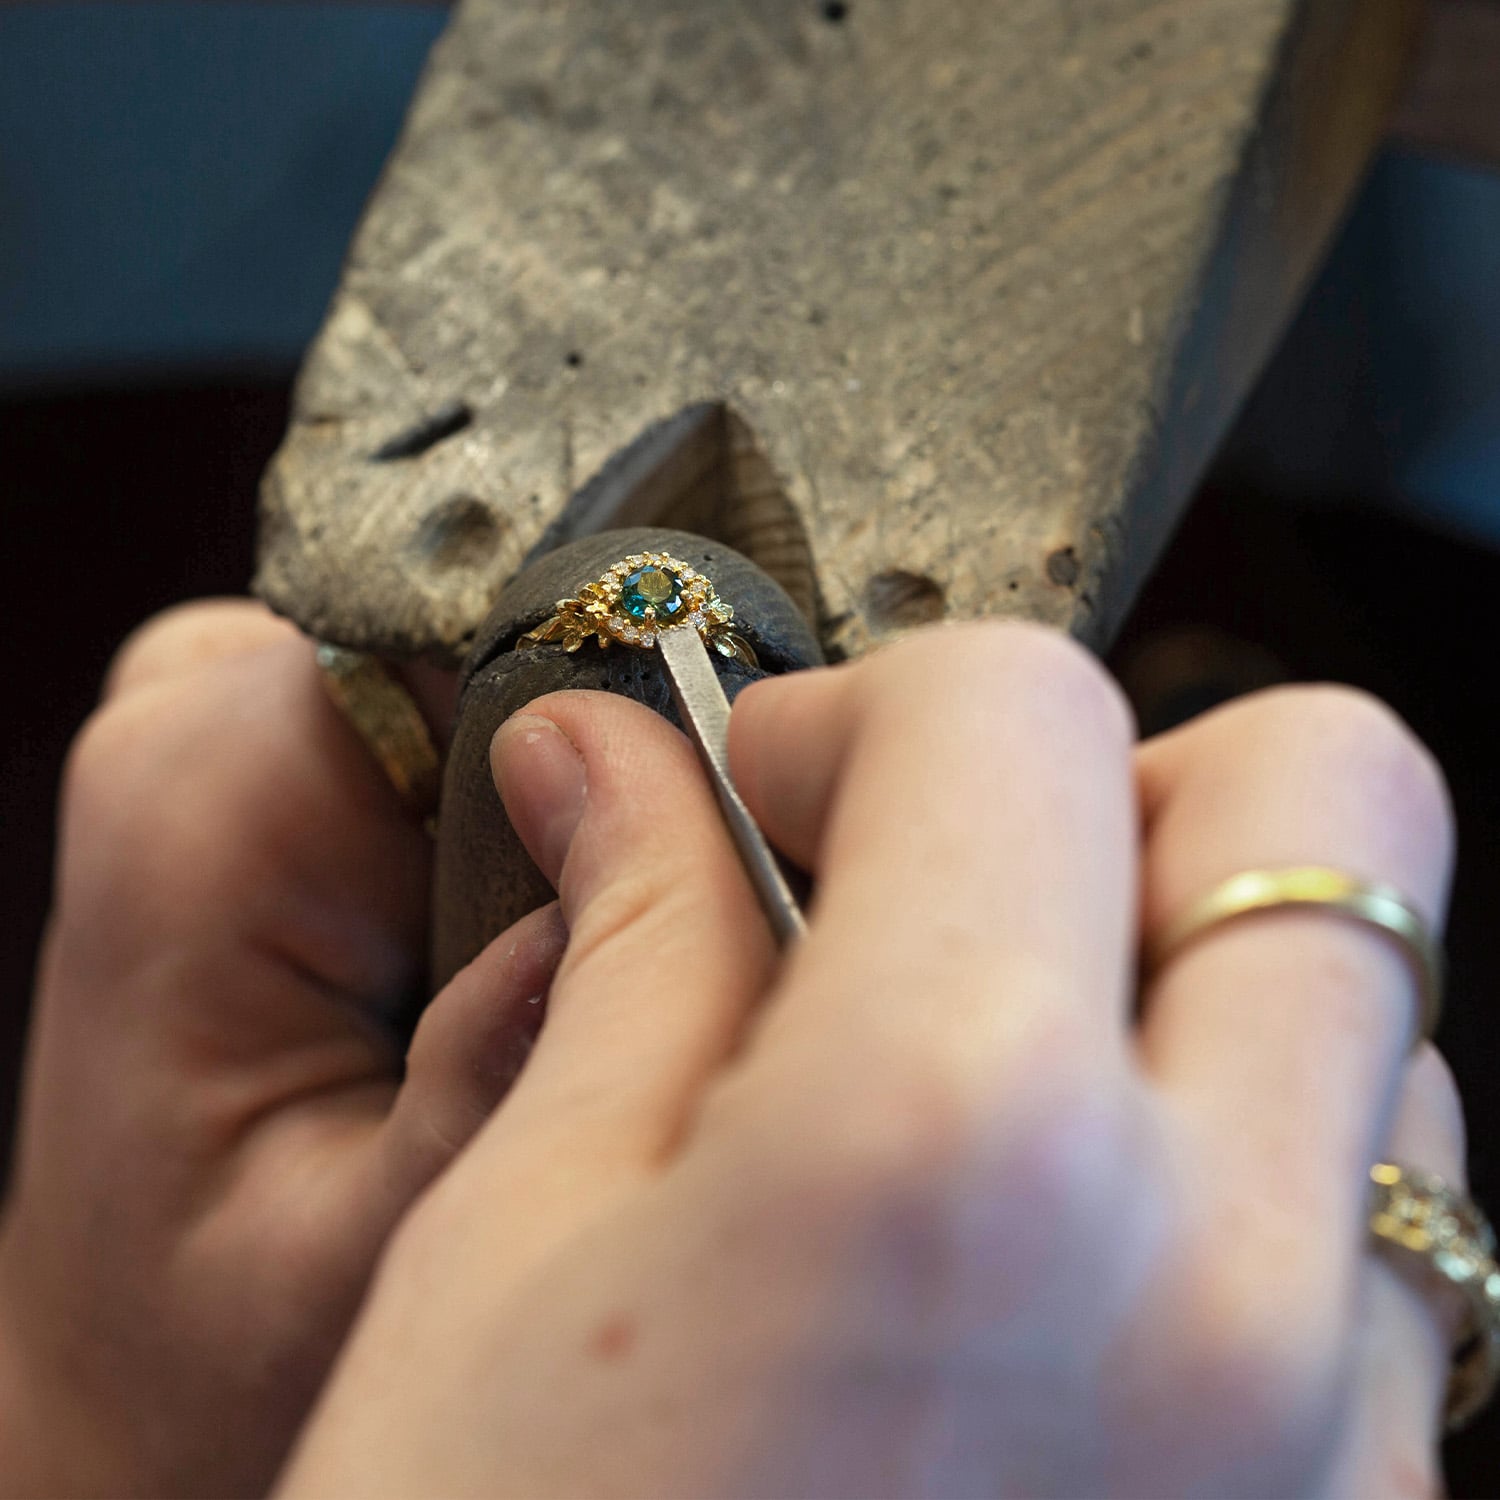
[792,1063,991,1207]
[876,620,1134,748]
[103,599,287,700]
[1248,684,1451,835]
[732,1028,1126,1335]
[993,623,1136,749]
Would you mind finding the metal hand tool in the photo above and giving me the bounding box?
[657,624,807,947]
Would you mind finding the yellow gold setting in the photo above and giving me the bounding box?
[519,551,758,667]
[1369,1161,1500,1429]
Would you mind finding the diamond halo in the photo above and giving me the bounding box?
[518,551,756,666]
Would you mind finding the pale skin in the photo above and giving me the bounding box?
[0,601,1468,1497]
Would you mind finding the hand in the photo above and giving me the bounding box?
[282,622,1464,1498]
[0,602,566,1497]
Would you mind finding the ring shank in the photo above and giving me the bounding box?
[1146,866,1443,1043]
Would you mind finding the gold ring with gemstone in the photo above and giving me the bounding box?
[519,549,803,944]
[517,550,758,667]
[315,643,442,822]
[1369,1161,1500,1429]
[1146,866,1443,1042]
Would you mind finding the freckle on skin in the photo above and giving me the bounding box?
[588,1314,637,1360]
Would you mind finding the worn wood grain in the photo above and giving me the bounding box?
[255,0,1421,664]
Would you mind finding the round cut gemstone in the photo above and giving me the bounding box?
[618,564,685,621]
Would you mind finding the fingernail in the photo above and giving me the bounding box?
[492,714,587,884]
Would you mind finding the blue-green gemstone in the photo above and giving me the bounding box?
[619,564,685,621]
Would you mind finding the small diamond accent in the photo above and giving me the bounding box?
[517,550,757,671]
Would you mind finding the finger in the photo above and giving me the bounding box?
[48,621,430,1103]
[1136,687,1454,1231]
[729,661,861,871]
[103,598,298,699]
[733,623,1139,1078]
[107,599,460,791]
[379,903,568,1201]
[1324,1045,1466,1496]
[482,692,777,1175]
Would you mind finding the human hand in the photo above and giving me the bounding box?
[282,621,1465,1498]
[0,602,566,1497]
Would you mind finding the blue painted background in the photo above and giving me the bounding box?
[1,3,1496,540]
[0,2,444,379]
[1230,150,1500,546]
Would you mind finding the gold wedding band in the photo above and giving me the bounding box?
[1369,1162,1500,1429]
[315,643,441,821]
[1147,867,1443,1042]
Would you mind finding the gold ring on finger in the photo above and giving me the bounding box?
[315,643,442,824]
[1146,866,1443,1043]
[1369,1161,1500,1429]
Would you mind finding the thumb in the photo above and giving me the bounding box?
[464,691,776,1188]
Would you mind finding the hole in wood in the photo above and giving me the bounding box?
[1046,546,1081,588]
[370,400,474,462]
[865,570,946,630]
[408,495,504,573]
